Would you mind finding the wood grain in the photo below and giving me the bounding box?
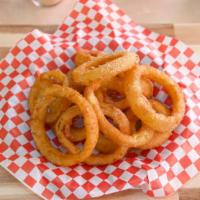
[113,0,200,24]
[0,47,10,58]
[0,0,75,25]
[1,0,200,25]
[174,24,200,44]
[179,189,200,200]
[0,25,57,33]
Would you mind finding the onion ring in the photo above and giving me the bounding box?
[57,107,86,143]
[72,51,139,85]
[150,99,171,116]
[95,135,117,154]
[125,109,140,132]
[74,50,103,66]
[61,107,122,154]
[142,78,153,98]
[85,104,130,165]
[126,99,171,149]
[30,85,99,166]
[124,65,185,132]
[96,76,128,110]
[29,70,70,123]
[96,76,153,110]
[84,83,154,148]
[55,103,130,165]
[67,126,119,155]
[55,106,84,153]
[61,107,119,154]
[64,71,84,93]
[139,99,171,149]
[69,129,85,142]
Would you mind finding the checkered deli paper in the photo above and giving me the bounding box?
[0,0,200,199]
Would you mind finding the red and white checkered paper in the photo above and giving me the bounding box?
[0,0,200,199]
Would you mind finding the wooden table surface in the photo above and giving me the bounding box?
[0,0,200,200]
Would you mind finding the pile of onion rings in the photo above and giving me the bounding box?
[29,49,185,166]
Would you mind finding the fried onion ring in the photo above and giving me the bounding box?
[142,78,153,98]
[124,65,185,132]
[64,71,84,93]
[84,83,154,148]
[85,104,130,165]
[96,76,153,110]
[74,50,103,66]
[139,99,171,149]
[68,128,85,142]
[29,70,70,123]
[150,99,171,116]
[55,106,84,153]
[72,51,139,85]
[61,107,123,154]
[55,103,130,165]
[96,76,128,110]
[60,106,121,155]
[95,135,117,154]
[30,85,99,166]
[126,99,171,149]
[62,110,118,153]
[125,109,140,132]
[29,50,186,166]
